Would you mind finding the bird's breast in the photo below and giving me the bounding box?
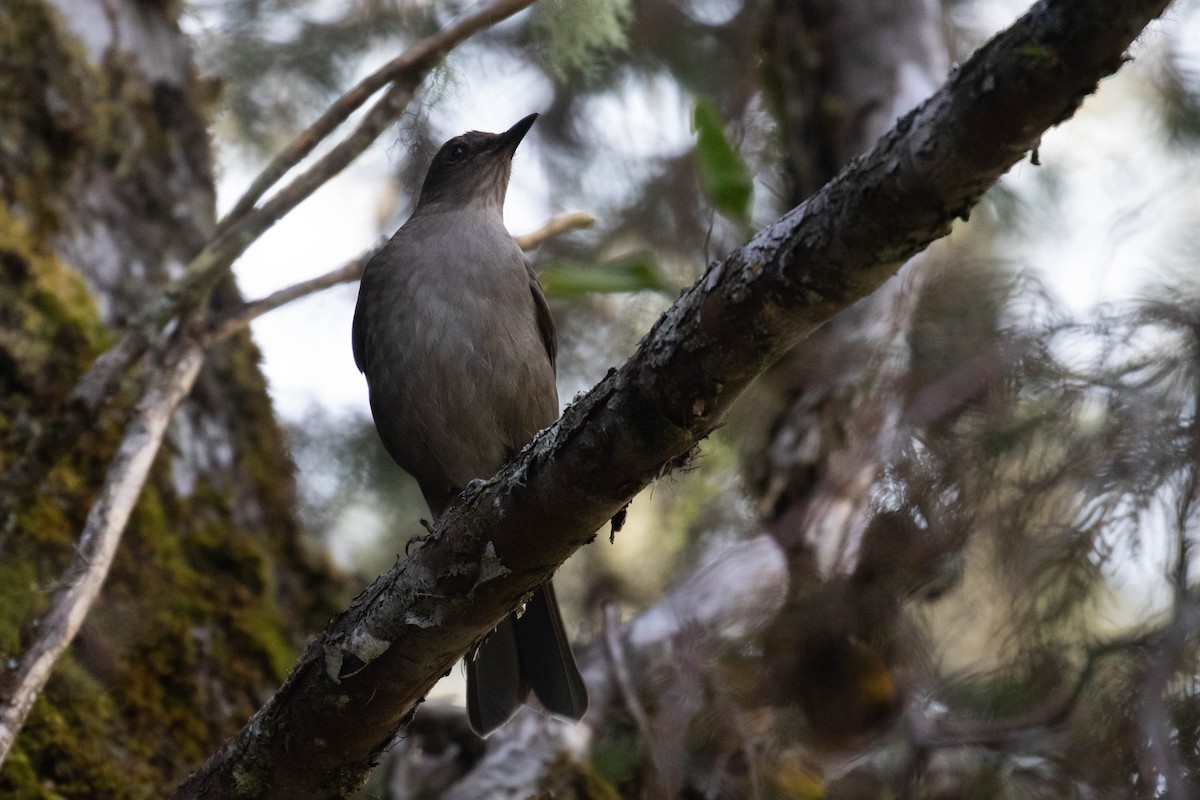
[361,219,557,486]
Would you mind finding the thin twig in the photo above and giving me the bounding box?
[0,336,206,764]
[514,212,594,250]
[601,603,656,745]
[175,0,540,316]
[209,250,378,344]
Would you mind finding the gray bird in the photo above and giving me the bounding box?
[351,114,587,736]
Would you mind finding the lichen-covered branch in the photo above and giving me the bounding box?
[171,1,1174,796]
[0,334,205,763]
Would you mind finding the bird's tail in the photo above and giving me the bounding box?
[466,581,588,736]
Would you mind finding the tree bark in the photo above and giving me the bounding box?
[173,0,1175,796]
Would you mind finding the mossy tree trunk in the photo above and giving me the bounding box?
[0,1,339,797]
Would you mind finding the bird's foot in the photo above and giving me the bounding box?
[405,519,437,555]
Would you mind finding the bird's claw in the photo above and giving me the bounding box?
[405,519,437,555]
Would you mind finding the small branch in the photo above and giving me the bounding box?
[175,0,539,316]
[209,250,377,344]
[514,212,595,250]
[0,336,205,764]
[601,603,659,764]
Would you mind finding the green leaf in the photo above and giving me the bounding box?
[693,97,752,223]
[539,252,671,298]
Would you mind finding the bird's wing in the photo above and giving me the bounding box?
[527,261,557,375]
[351,277,371,374]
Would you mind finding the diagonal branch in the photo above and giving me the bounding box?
[0,334,206,764]
[171,0,1175,797]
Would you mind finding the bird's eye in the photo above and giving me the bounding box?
[447,144,467,162]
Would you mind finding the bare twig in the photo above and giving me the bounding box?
[514,212,595,250]
[601,603,658,759]
[208,250,378,344]
[0,335,206,764]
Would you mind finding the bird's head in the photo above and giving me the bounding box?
[414,113,538,213]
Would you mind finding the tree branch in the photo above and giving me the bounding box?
[171,1,1174,796]
[0,335,205,763]
[514,211,595,251]
[0,204,582,763]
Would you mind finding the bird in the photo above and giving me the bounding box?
[351,113,588,736]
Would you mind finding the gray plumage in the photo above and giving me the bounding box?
[351,114,587,735]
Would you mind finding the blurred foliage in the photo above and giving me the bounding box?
[539,250,672,297]
[692,96,753,223]
[283,408,428,576]
[530,0,633,83]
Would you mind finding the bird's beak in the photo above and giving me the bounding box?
[493,113,538,157]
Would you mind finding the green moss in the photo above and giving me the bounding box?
[0,208,109,408]
[589,728,643,788]
[0,556,45,654]
[0,0,99,230]
[539,753,625,800]
[0,746,46,799]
